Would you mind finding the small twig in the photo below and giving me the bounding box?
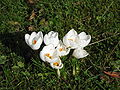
[108,41,120,58]
[102,1,114,17]
[88,33,120,46]
[103,41,120,67]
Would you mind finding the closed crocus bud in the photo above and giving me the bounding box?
[40,44,59,63]
[63,29,79,49]
[25,31,43,50]
[72,48,89,59]
[78,32,91,48]
[44,31,59,47]
[50,58,63,69]
[56,40,70,57]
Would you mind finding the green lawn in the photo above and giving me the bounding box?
[0,0,120,89]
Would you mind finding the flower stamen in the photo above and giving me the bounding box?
[68,38,74,41]
[59,48,64,52]
[68,38,75,42]
[32,40,37,44]
[53,62,59,66]
[45,53,52,59]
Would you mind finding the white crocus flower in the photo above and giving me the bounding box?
[25,31,43,50]
[78,32,91,48]
[56,40,70,57]
[72,47,89,59]
[40,44,59,63]
[63,29,79,49]
[50,58,63,69]
[44,31,59,47]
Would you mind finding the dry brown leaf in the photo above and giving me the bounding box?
[8,21,20,25]
[28,25,35,31]
[73,1,82,5]
[104,71,120,78]
[39,18,45,25]
[39,18,48,26]
[27,0,34,4]
[29,10,36,21]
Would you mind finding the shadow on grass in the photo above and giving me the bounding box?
[0,31,34,63]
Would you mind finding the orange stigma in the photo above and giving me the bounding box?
[32,40,37,44]
[59,48,64,52]
[45,53,52,59]
[53,62,59,66]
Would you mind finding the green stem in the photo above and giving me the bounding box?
[57,69,60,78]
[73,65,75,75]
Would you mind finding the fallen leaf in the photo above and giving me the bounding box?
[29,10,36,21]
[27,0,34,4]
[39,18,48,26]
[8,21,20,25]
[28,25,35,31]
[73,1,82,5]
[100,75,114,83]
[104,71,120,78]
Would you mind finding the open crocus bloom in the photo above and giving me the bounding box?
[44,31,59,47]
[78,32,91,48]
[40,44,59,63]
[25,31,43,50]
[56,40,70,57]
[72,47,89,59]
[63,29,79,49]
[50,58,63,69]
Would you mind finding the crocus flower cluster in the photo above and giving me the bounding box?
[25,29,91,70]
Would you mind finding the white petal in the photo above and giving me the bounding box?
[39,44,57,62]
[78,32,87,40]
[31,37,43,50]
[37,31,43,40]
[48,31,54,36]
[50,59,63,69]
[25,34,30,45]
[40,51,46,62]
[67,29,77,36]
[58,50,70,56]
[69,40,79,49]
[46,57,59,63]
[52,37,59,47]
[79,36,91,48]
[73,48,89,59]
[46,49,59,63]
[86,35,91,45]
[44,34,50,45]
[59,40,63,45]
[44,31,59,47]
[56,40,70,56]
[65,48,71,55]
[42,44,55,53]
[63,35,70,47]
[51,32,57,37]
[28,32,37,45]
[40,44,55,62]
[30,31,43,50]
[51,63,63,69]
[51,32,59,47]
[63,29,78,48]
[78,32,91,47]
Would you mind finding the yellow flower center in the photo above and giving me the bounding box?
[68,38,74,41]
[45,53,52,59]
[32,40,37,44]
[53,62,59,66]
[59,48,64,52]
